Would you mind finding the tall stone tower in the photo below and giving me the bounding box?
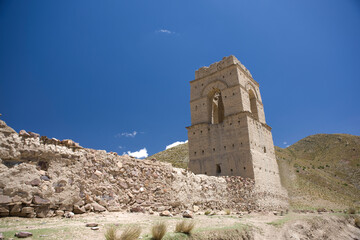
[187,56,284,197]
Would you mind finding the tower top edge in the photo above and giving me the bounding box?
[195,55,252,79]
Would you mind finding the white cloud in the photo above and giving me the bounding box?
[116,131,138,138]
[125,148,148,159]
[166,140,188,150]
[283,141,287,145]
[156,29,174,34]
[118,146,124,149]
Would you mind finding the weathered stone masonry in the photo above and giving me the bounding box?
[0,120,260,218]
[187,56,288,206]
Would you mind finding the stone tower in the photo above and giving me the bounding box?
[187,56,284,197]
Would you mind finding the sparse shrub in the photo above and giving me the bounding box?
[151,222,167,240]
[347,208,356,214]
[224,209,231,215]
[296,169,299,173]
[343,183,348,187]
[175,220,195,235]
[119,225,141,240]
[204,210,211,215]
[105,225,117,240]
[355,217,360,228]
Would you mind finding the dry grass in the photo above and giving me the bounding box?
[105,225,118,240]
[175,220,195,235]
[193,228,252,240]
[119,225,141,240]
[151,222,167,240]
[224,209,231,215]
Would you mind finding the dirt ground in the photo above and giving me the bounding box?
[0,211,359,240]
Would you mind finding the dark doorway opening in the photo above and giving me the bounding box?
[216,164,221,174]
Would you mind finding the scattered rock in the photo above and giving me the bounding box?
[160,210,173,217]
[33,196,50,205]
[193,205,199,212]
[14,232,33,238]
[0,232,3,240]
[91,227,99,231]
[64,212,74,218]
[182,210,193,218]
[55,210,64,216]
[94,170,102,177]
[130,206,144,213]
[21,207,34,214]
[28,132,40,138]
[84,204,92,211]
[73,205,86,214]
[19,130,30,137]
[40,175,50,181]
[86,223,98,227]
[29,178,41,186]
[0,195,12,204]
[91,202,106,212]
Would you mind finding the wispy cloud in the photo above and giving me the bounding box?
[283,141,290,148]
[166,140,188,150]
[118,146,125,149]
[124,148,148,159]
[156,29,175,34]
[115,131,138,138]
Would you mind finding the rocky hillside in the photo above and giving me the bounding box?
[149,134,360,210]
[1,120,288,219]
[276,134,360,209]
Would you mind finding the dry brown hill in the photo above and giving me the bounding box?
[276,134,360,209]
[148,134,360,209]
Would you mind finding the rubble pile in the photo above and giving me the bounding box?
[0,120,278,218]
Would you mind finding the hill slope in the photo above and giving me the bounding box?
[147,143,189,169]
[148,134,360,209]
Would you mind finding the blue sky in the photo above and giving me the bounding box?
[1,0,359,158]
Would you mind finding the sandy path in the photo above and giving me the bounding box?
[0,212,359,240]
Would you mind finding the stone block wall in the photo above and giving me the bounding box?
[187,56,288,208]
[0,120,275,218]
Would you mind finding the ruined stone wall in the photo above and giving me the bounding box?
[0,120,266,218]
